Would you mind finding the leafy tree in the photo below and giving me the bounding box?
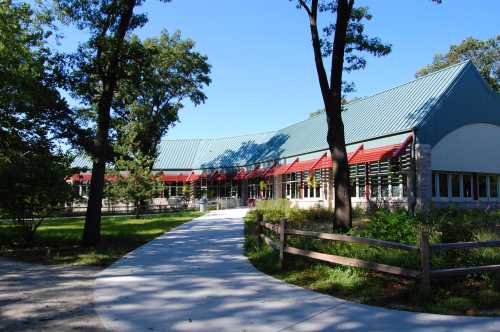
[293,0,391,228]
[0,139,72,241]
[416,36,500,92]
[0,1,72,241]
[53,0,168,245]
[114,31,211,158]
[108,31,210,216]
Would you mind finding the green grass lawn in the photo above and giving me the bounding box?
[0,211,202,266]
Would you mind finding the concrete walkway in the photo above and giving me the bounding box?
[94,209,499,332]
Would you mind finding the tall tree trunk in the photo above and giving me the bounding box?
[82,0,136,246]
[83,157,105,245]
[326,106,351,229]
[300,0,353,229]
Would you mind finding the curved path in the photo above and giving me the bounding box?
[95,209,499,332]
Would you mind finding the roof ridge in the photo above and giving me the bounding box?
[344,60,470,107]
[162,130,278,142]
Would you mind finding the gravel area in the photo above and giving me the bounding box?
[0,258,105,331]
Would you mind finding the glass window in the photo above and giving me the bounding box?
[350,178,357,197]
[478,175,488,198]
[381,175,389,198]
[371,176,379,198]
[432,173,437,197]
[391,176,400,198]
[402,174,408,197]
[439,173,448,198]
[490,176,498,199]
[451,174,460,198]
[463,175,472,198]
[358,177,366,198]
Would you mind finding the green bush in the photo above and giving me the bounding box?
[362,209,417,244]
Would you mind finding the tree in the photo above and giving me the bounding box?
[416,36,500,92]
[0,139,72,241]
[114,31,211,159]
[293,0,391,228]
[109,31,210,216]
[0,1,72,241]
[54,0,169,246]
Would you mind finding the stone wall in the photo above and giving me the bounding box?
[415,144,432,210]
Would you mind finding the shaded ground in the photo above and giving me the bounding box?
[0,259,105,331]
[0,211,202,266]
[93,209,500,332]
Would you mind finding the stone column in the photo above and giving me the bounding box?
[274,174,283,199]
[241,180,248,206]
[415,144,432,211]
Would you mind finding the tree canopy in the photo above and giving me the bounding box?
[0,0,73,240]
[416,36,500,92]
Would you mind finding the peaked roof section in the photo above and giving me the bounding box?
[71,61,472,171]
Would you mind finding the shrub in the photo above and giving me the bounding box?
[362,209,417,244]
[255,199,291,223]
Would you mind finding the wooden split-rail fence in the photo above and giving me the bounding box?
[255,214,500,291]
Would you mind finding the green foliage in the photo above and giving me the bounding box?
[244,208,500,316]
[416,35,500,92]
[362,209,418,244]
[0,1,73,241]
[255,199,291,223]
[0,141,73,241]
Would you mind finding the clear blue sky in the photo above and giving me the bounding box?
[56,0,500,139]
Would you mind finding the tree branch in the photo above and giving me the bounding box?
[306,0,330,106]
[329,0,353,109]
[298,0,312,16]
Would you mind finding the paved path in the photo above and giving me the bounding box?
[94,209,500,332]
[0,259,105,331]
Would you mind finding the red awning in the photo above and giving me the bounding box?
[159,173,187,182]
[246,165,272,179]
[69,173,119,183]
[349,144,401,164]
[233,168,247,180]
[186,172,200,182]
[348,135,413,164]
[286,159,318,173]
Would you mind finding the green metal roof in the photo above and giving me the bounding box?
[73,61,497,171]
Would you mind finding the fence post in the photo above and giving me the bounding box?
[256,212,263,249]
[420,227,431,293]
[279,218,288,270]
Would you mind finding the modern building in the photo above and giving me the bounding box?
[71,61,500,210]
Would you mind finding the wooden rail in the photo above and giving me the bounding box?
[430,240,500,250]
[286,229,418,251]
[430,264,500,277]
[255,215,500,292]
[285,246,420,278]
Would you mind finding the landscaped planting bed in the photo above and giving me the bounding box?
[244,200,500,316]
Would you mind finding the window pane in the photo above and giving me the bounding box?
[371,176,379,197]
[402,175,408,197]
[478,175,487,198]
[304,183,309,198]
[381,176,389,198]
[463,175,472,198]
[451,174,460,198]
[391,176,400,197]
[432,173,437,197]
[490,176,498,199]
[358,177,366,198]
[439,174,448,198]
[350,178,356,197]
[315,185,320,198]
